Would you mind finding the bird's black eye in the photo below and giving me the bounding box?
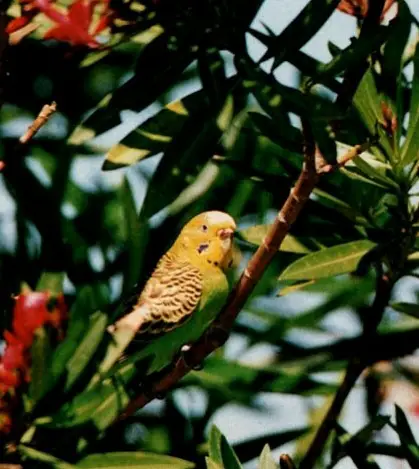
[201,224,208,232]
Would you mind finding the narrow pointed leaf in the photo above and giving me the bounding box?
[28,327,52,407]
[391,302,419,319]
[279,240,376,280]
[401,41,419,165]
[76,452,194,468]
[258,445,277,469]
[258,0,340,67]
[18,445,77,469]
[239,224,313,253]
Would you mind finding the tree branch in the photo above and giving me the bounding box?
[298,266,396,469]
[19,101,57,145]
[115,120,319,422]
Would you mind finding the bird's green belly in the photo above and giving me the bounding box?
[138,272,229,375]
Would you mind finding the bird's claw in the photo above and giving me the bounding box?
[208,323,229,345]
[179,343,203,371]
[137,379,155,399]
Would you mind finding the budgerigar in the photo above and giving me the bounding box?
[107,210,236,377]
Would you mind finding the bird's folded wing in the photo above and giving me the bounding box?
[114,253,203,337]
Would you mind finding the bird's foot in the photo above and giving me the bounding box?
[137,379,167,400]
[179,343,203,371]
[208,322,229,345]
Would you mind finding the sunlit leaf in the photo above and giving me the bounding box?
[401,40,419,165]
[208,425,243,469]
[394,404,419,467]
[63,311,107,391]
[279,240,376,280]
[391,302,419,319]
[76,452,195,468]
[18,445,77,469]
[28,327,52,408]
[238,224,313,254]
[257,445,277,469]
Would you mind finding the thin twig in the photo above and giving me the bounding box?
[0,101,57,172]
[19,101,57,145]
[115,120,319,422]
[318,139,376,174]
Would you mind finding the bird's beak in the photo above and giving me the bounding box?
[217,228,234,240]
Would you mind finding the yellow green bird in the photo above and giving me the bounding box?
[107,210,237,376]
[51,211,237,430]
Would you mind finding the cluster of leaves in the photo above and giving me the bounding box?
[2,0,419,468]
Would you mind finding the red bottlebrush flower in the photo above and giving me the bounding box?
[2,332,26,371]
[6,16,32,34]
[12,292,50,347]
[7,0,112,48]
[337,0,396,20]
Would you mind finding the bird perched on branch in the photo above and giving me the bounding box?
[106,210,237,376]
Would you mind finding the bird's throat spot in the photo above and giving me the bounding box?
[197,243,209,254]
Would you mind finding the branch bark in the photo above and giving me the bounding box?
[298,266,397,469]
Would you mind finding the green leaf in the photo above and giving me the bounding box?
[63,311,108,391]
[258,445,277,469]
[76,452,194,468]
[139,84,241,218]
[238,224,313,254]
[38,366,133,431]
[257,0,340,68]
[391,302,419,319]
[208,426,243,469]
[313,26,391,81]
[234,429,308,464]
[119,178,148,297]
[348,154,398,190]
[401,40,419,165]
[238,55,339,123]
[36,272,65,294]
[278,280,316,296]
[353,69,393,160]
[39,287,99,399]
[18,445,77,469]
[205,459,223,469]
[28,327,52,407]
[198,47,226,107]
[331,416,390,467]
[68,33,194,145]
[381,0,412,148]
[279,240,376,281]
[394,404,419,466]
[103,97,192,170]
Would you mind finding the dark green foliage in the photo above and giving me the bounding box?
[2,1,419,468]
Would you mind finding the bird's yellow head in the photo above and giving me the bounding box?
[172,211,236,271]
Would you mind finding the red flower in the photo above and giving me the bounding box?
[12,292,50,347]
[337,0,396,19]
[7,0,113,48]
[2,332,26,371]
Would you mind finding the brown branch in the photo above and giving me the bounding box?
[317,139,376,174]
[19,101,57,145]
[299,268,396,469]
[115,120,319,422]
[0,101,57,172]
